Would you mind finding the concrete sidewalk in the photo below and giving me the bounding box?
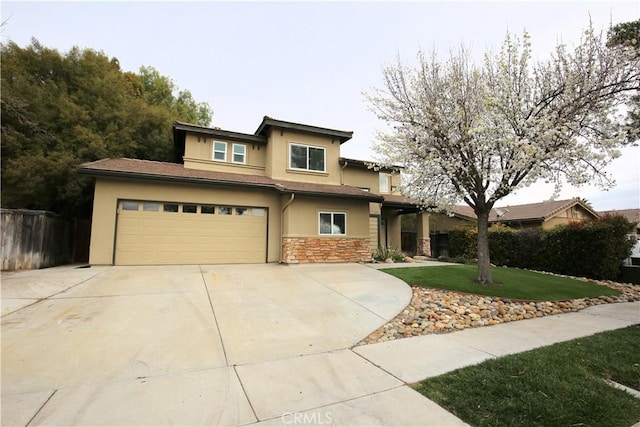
[354,301,640,383]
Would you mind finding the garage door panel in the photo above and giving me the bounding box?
[115,202,268,265]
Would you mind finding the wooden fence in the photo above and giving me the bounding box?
[1,209,76,271]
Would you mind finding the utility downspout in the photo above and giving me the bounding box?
[280,193,295,263]
[340,161,348,185]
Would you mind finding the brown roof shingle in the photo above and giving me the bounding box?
[453,198,599,222]
[489,199,598,222]
[599,208,640,224]
[78,158,382,202]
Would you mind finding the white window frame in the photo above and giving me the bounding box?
[379,173,390,193]
[318,211,347,236]
[289,143,326,172]
[212,141,227,162]
[232,143,246,164]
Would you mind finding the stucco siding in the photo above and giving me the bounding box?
[342,167,379,192]
[183,133,267,175]
[282,196,370,238]
[266,129,342,184]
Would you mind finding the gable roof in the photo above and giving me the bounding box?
[489,198,598,222]
[78,158,383,202]
[255,116,353,144]
[451,198,599,223]
[599,208,640,224]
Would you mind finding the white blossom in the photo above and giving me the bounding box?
[366,27,639,214]
[365,25,639,284]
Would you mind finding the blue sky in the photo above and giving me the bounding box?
[2,1,638,210]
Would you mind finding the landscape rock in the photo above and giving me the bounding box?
[357,278,640,345]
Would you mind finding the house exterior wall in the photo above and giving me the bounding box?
[280,196,371,263]
[342,167,379,192]
[89,178,282,265]
[341,167,401,194]
[282,197,369,238]
[183,133,267,175]
[264,128,342,184]
[543,205,597,229]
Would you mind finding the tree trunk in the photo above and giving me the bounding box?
[475,209,494,285]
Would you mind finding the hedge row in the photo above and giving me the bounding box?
[448,215,635,280]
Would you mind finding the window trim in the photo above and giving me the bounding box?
[318,211,347,236]
[212,141,227,162]
[232,143,246,164]
[289,143,326,173]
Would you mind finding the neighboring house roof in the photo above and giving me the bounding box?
[78,158,383,202]
[255,116,353,144]
[489,198,598,222]
[454,205,476,220]
[452,198,599,223]
[599,208,640,224]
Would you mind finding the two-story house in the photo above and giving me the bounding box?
[79,116,431,265]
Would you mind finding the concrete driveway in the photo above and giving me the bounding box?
[1,263,465,426]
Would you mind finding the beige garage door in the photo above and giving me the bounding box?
[115,200,268,265]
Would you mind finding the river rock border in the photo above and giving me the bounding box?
[357,275,640,346]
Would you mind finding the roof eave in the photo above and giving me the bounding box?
[78,166,382,202]
[255,116,353,144]
[173,122,267,145]
[281,189,383,202]
[77,167,278,192]
[338,157,403,172]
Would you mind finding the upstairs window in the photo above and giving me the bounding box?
[290,143,325,172]
[213,141,227,161]
[379,173,390,193]
[232,144,246,164]
[319,212,346,235]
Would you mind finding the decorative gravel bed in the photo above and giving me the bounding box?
[357,277,640,346]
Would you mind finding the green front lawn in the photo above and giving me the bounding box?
[414,325,640,427]
[381,265,619,301]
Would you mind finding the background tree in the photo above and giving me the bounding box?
[1,39,213,217]
[607,19,639,142]
[367,24,639,284]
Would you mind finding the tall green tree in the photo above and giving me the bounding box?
[1,39,213,217]
[608,19,639,142]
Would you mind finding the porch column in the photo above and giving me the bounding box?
[416,211,431,256]
[386,211,402,250]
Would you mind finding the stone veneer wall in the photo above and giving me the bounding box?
[416,238,432,257]
[281,237,371,264]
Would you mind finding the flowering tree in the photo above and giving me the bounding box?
[366,25,639,284]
